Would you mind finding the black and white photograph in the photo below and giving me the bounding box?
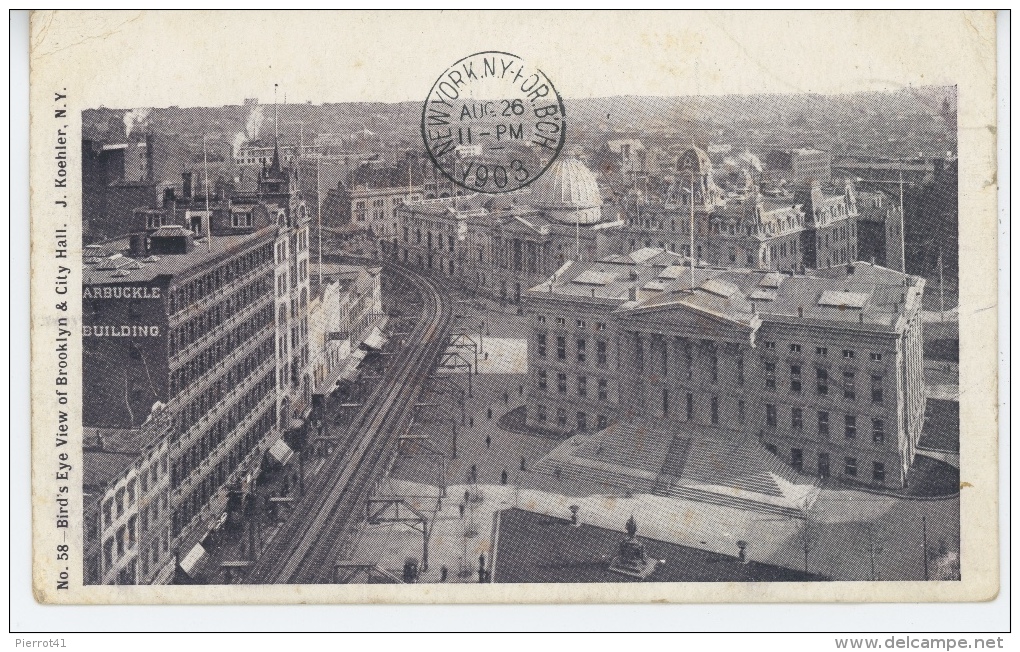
[24,10,1001,615]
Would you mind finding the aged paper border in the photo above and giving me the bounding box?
[29,9,999,605]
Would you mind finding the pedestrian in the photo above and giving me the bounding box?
[503,392,509,404]
[485,434,491,448]
[464,489,470,504]
[487,407,492,419]
[440,566,448,582]
[470,417,474,427]
[501,470,508,485]
[459,503,465,519]
[520,455,527,472]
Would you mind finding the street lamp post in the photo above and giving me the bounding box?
[451,420,458,460]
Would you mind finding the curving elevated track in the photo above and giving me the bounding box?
[246,261,451,584]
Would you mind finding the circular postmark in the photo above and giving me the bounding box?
[421,51,566,194]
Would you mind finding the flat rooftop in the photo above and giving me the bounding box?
[83,226,273,286]
[491,508,821,583]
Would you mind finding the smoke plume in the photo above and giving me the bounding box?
[123,107,151,138]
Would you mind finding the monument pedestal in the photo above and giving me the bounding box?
[608,516,657,579]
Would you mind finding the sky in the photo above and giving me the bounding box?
[30,11,990,110]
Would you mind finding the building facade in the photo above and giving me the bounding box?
[521,250,690,436]
[522,258,926,488]
[83,212,279,583]
[396,155,625,302]
[764,148,832,186]
[617,146,858,274]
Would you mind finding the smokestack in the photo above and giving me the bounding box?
[129,233,148,258]
[182,172,193,201]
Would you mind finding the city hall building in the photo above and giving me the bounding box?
[523,256,926,488]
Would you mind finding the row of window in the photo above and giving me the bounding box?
[774,446,887,484]
[764,404,887,443]
[535,315,609,332]
[166,244,273,315]
[171,370,275,488]
[168,313,274,400]
[761,341,882,362]
[171,404,275,539]
[763,363,884,403]
[536,371,610,400]
[169,277,272,356]
[534,405,609,432]
[536,334,609,366]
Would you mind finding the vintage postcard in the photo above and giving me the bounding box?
[29,10,999,604]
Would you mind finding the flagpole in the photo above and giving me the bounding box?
[316,154,323,286]
[689,174,695,289]
[203,135,211,252]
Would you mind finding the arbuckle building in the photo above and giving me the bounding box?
[522,257,926,488]
[83,212,278,584]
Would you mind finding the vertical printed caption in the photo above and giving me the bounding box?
[52,88,73,591]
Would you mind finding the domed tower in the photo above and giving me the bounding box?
[530,155,603,225]
[676,145,724,210]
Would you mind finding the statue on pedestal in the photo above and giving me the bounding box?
[608,515,658,579]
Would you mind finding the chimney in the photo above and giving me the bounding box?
[129,233,148,258]
[182,172,193,201]
[628,286,637,301]
[629,270,638,281]
[163,188,175,207]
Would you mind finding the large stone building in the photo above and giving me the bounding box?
[764,147,832,186]
[522,248,689,435]
[80,141,360,585]
[395,155,625,302]
[82,213,278,584]
[522,257,926,488]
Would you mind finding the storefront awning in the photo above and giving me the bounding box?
[361,326,388,351]
[179,542,206,577]
[313,349,367,396]
[269,439,294,466]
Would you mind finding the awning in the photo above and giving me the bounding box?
[313,349,367,395]
[179,542,206,577]
[361,326,388,351]
[269,439,294,466]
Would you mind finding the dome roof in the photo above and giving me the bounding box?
[530,156,602,212]
[677,146,712,174]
